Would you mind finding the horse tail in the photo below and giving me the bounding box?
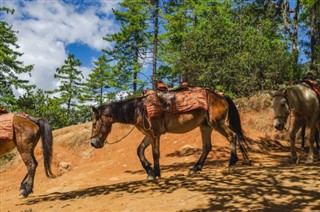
[37,119,55,178]
[224,95,251,163]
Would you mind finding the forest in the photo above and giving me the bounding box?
[0,0,319,129]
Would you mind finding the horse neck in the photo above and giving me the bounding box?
[287,85,311,112]
[109,99,140,124]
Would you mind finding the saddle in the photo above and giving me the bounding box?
[159,87,208,113]
[0,113,15,140]
[0,108,39,140]
[144,84,208,119]
[0,106,8,114]
[302,78,320,96]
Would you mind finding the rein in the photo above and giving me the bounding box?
[104,125,136,145]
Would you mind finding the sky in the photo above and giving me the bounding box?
[0,0,311,97]
[1,0,122,95]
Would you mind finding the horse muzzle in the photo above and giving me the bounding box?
[91,138,104,148]
[273,120,285,131]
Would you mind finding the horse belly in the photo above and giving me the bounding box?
[165,111,206,133]
[0,139,15,156]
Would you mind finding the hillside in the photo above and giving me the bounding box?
[1,93,320,211]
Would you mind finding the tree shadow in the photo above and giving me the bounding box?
[20,163,320,211]
[19,135,320,210]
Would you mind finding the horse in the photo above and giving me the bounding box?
[90,88,251,180]
[273,83,320,163]
[299,124,320,152]
[0,113,55,198]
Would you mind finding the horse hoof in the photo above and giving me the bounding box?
[291,157,299,164]
[147,175,155,181]
[306,158,313,164]
[188,170,196,176]
[228,165,236,172]
[19,191,28,199]
[242,160,252,166]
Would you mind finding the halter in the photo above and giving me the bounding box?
[90,120,109,139]
[91,118,136,145]
[273,90,292,131]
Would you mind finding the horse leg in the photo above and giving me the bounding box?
[306,126,316,164]
[18,151,38,198]
[289,120,304,163]
[214,123,238,170]
[151,136,161,179]
[189,124,212,175]
[315,128,320,156]
[137,136,154,179]
[300,124,306,150]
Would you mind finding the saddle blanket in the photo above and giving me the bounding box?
[302,79,320,95]
[144,90,163,119]
[0,113,15,140]
[167,87,208,113]
[144,87,208,119]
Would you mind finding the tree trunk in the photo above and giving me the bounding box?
[310,2,317,72]
[292,0,300,65]
[152,0,159,89]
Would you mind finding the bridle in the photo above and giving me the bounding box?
[273,91,292,131]
[90,119,109,140]
[91,117,135,145]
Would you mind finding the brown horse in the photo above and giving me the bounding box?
[90,88,250,180]
[0,114,54,198]
[273,83,320,163]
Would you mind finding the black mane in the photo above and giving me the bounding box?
[97,96,145,124]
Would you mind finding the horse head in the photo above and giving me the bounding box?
[272,89,290,131]
[90,106,113,148]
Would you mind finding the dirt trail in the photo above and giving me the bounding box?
[1,107,320,211]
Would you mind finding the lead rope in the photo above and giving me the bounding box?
[284,114,292,131]
[104,125,136,145]
[142,107,152,131]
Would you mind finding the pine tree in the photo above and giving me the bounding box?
[0,7,34,109]
[81,54,114,105]
[103,0,150,94]
[50,54,83,117]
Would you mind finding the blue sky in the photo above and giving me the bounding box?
[1,0,121,95]
[0,0,311,96]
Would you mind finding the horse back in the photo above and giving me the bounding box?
[13,115,40,136]
[288,84,320,118]
[206,89,229,121]
[0,115,38,156]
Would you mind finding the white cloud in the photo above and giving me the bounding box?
[2,0,119,94]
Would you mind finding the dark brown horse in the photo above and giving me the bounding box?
[90,88,250,180]
[0,114,54,198]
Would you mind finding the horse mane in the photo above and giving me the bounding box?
[273,88,286,97]
[97,96,146,123]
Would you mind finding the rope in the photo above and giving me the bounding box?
[104,125,136,145]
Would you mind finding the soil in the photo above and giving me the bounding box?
[1,95,320,211]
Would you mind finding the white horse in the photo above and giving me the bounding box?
[273,83,320,163]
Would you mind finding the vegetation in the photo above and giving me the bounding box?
[1,1,320,129]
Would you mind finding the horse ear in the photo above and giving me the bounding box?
[92,107,99,114]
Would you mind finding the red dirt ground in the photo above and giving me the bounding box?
[1,95,320,211]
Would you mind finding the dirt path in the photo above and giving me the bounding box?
[1,110,320,211]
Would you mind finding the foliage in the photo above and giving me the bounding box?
[81,54,115,105]
[1,1,320,129]
[0,7,34,110]
[103,0,151,94]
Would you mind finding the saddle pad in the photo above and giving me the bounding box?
[303,79,320,96]
[0,113,15,140]
[0,106,8,114]
[144,90,163,119]
[168,87,208,113]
